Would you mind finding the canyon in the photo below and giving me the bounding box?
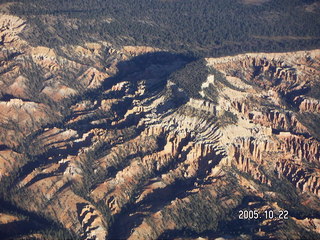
[0,6,320,240]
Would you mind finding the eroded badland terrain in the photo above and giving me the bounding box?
[1,1,320,240]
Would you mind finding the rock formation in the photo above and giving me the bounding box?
[0,10,320,240]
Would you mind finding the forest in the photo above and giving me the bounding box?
[3,0,320,56]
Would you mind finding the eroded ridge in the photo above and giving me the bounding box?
[1,12,320,240]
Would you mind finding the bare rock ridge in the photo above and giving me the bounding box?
[296,96,320,113]
[276,159,320,197]
[0,12,320,240]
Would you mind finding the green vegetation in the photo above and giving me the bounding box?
[209,67,245,92]
[0,182,76,240]
[297,112,320,139]
[178,105,217,121]
[156,174,243,238]
[306,81,320,100]
[218,110,239,127]
[6,0,320,57]
[203,83,219,104]
[169,59,209,98]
